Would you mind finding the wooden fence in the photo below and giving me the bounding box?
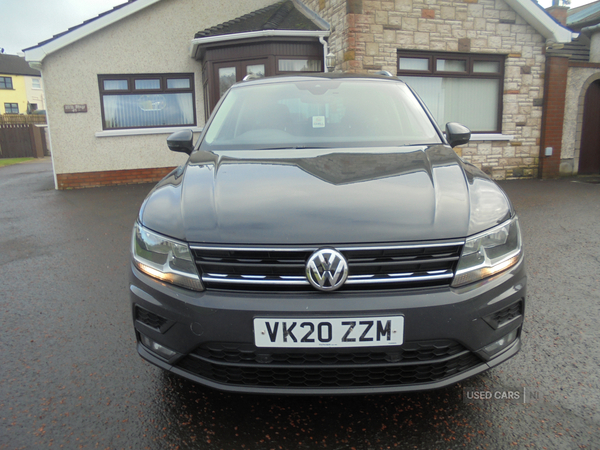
[0,124,48,158]
[0,114,47,125]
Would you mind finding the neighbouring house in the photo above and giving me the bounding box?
[0,53,45,115]
[23,0,575,189]
[540,1,600,176]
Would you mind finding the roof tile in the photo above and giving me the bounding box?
[194,0,323,39]
[546,35,591,62]
[23,0,136,51]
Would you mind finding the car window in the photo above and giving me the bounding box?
[202,79,442,150]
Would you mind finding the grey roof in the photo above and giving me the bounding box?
[546,34,591,62]
[194,0,324,39]
[0,54,41,76]
[568,0,600,30]
[23,0,136,51]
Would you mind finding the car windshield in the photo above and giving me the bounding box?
[201,78,442,150]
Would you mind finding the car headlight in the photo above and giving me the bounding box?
[131,222,203,291]
[452,217,522,287]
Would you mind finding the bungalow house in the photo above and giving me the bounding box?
[23,0,575,189]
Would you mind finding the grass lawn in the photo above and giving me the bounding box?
[0,158,34,167]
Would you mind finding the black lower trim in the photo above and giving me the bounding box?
[175,350,481,389]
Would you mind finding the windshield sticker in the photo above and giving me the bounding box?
[312,116,325,128]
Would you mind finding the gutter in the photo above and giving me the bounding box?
[190,29,330,59]
[319,36,329,73]
[582,23,600,36]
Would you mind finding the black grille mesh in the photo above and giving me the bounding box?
[486,300,523,329]
[135,307,168,330]
[194,340,466,365]
[176,352,481,388]
[175,340,481,388]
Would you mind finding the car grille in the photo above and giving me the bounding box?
[190,241,463,291]
[484,300,524,329]
[175,340,481,389]
[135,306,168,330]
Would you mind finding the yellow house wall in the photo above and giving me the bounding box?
[0,74,28,114]
[25,76,45,111]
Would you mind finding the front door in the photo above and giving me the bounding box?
[579,80,600,174]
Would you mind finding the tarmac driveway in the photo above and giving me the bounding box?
[1,158,599,449]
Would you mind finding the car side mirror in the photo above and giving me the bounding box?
[167,129,194,154]
[445,122,471,148]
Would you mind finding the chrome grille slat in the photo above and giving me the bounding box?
[191,241,463,291]
[203,276,310,285]
[345,272,454,284]
[191,241,464,253]
[199,261,307,269]
[347,256,459,267]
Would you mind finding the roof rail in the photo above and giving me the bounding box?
[242,74,264,81]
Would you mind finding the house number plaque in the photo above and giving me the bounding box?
[64,104,88,113]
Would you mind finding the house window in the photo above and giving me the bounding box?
[5,103,19,114]
[32,78,41,89]
[98,74,195,130]
[397,51,505,133]
[0,76,13,89]
[277,58,322,73]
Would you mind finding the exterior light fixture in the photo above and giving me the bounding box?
[326,52,336,72]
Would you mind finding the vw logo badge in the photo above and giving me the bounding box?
[306,248,349,292]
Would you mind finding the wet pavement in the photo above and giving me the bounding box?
[1,158,599,449]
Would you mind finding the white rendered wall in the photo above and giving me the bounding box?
[40,0,274,176]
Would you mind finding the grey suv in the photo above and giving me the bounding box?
[130,74,526,394]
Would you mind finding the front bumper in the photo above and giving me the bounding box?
[129,258,526,395]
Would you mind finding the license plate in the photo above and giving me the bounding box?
[253,316,404,348]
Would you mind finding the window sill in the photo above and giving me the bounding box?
[95,126,203,138]
[470,134,514,141]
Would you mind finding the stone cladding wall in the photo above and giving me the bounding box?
[304,0,547,179]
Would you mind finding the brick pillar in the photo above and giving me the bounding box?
[539,55,569,178]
